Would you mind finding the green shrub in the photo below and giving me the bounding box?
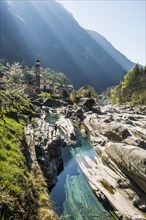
[38,92,51,99]
[77,85,98,100]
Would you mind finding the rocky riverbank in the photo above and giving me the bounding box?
[25,99,146,219]
[24,105,77,189]
[28,96,146,220]
[58,103,146,220]
[25,112,66,189]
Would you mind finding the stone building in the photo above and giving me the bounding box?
[40,75,51,91]
[35,59,40,88]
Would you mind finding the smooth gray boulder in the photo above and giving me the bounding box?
[57,116,76,141]
[81,105,146,219]
[103,142,146,193]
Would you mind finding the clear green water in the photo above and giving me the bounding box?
[51,132,116,220]
[45,112,59,124]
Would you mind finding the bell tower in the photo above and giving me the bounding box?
[35,59,40,88]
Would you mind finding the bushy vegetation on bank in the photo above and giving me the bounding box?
[102,65,146,105]
[69,85,98,104]
[0,89,57,220]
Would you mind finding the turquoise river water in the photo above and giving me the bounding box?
[50,129,117,220]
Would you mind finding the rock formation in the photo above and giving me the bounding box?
[25,101,146,219]
[81,105,146,219]
[25,115,66,189]
[56,116,76,142]
[78,98,95,111]
[60,104,146,219]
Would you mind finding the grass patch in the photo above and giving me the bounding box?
[38,92,51,99]
[0,117,36,219]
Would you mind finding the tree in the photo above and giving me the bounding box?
[2,63,26,96]
[3,63,24,83]
[77,85,98,100]
[111,65,146,105]
[23,66,35,83]
[69,91,77,103]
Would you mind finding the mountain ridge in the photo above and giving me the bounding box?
[0,0,135,91]
[87,29,133,70]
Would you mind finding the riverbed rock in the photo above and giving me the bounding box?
[80,105,146,219]
[65,109,73,118]
[74,107,84,117]
[78,98,95,111]
[25,117,66,188]
[85,118,132,142]
[133,197,146,212]
[57,116,76,142]
[35,135,65,187]
[43,98,61,107]
[103,142,146,193]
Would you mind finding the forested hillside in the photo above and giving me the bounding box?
[111,65,146,105]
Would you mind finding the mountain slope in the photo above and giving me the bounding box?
[0,0,134,91]
[0,0,33,64]
[87,30,133,71]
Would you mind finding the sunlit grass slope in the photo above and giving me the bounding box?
[0,90,57,220]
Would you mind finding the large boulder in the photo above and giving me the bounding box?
[25,118,66,189]
[43,98,61,107]
[74,107,84,117]
[90,121,131,142]
[78,98,95,111]
[65,109,73,118]
[82,105,146,218]
[35,136,65,187]
[57,116,76,141]
[103,142,146,193]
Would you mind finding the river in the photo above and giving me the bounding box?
[50,130,117,220]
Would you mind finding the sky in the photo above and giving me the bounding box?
[58,0,146,66]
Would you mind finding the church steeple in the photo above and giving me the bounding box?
[35,59,40,88]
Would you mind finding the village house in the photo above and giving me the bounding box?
[40,75,51,91]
